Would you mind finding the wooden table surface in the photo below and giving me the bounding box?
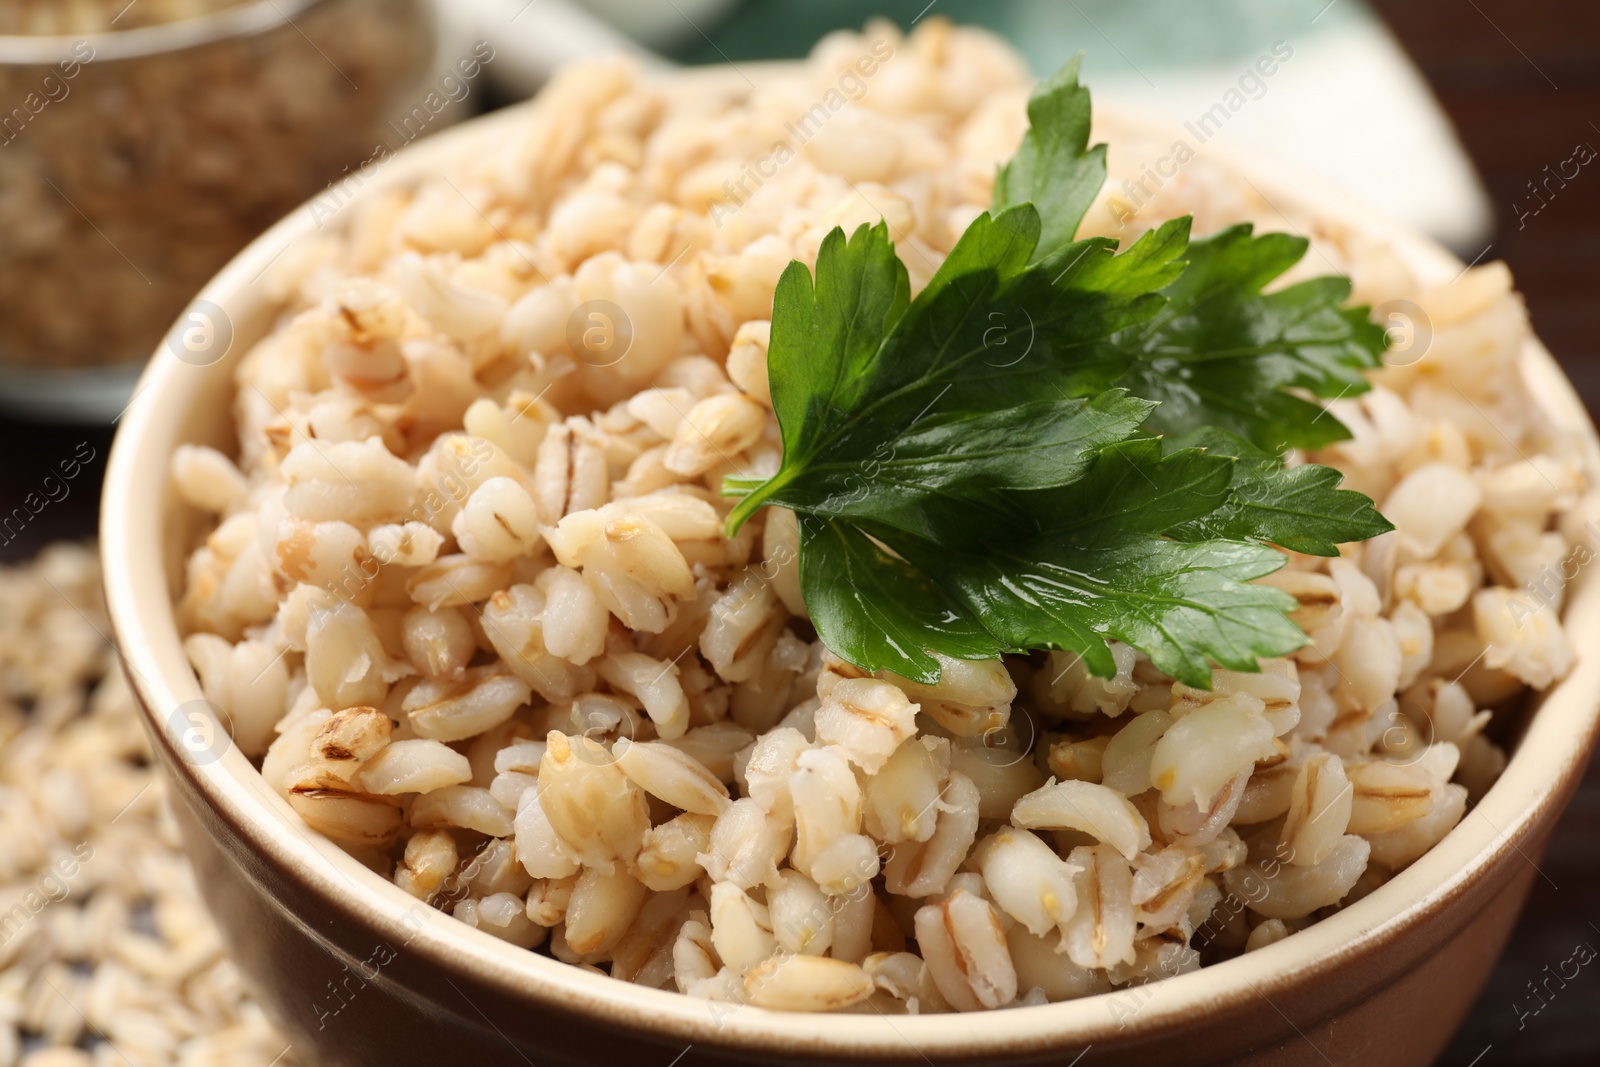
[0,3,1595,1062]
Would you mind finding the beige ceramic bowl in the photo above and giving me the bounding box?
[101,78,1600,1067]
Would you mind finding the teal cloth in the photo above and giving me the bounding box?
[671,0,1368,77]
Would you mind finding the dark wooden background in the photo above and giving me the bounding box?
[0,2,1594,1062]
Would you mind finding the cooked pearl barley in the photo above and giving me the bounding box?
[789,746,862,877]
[742,955,875,1012]
[742,726,811,818]
[1224,835,1372,921]
[767,870,835,956]
[1100,710,1173,795]
[864,736,948,844]
[974,828,1080,940]
[1150,696,1276,808]
[1383,463,1483,558]
[1158,770,1250,848]
[453,477,542,562]
[1335,616,1402,715]
[709,882,777,971]
[514,790,582,880]
[184,634,289,757]
[1245,918,1292,953]
[359,738,471,795]
[538,732,650,872]
[409,786,514,837]
[480,585,596,702]
[947,742,1046,820]
[546,510,685,632]
[699,797,791,890]
[914,890,1017,1011]
[1174,659,1300,735]
[726,320,773,407]
[1036,645,1138,717]
[612,887,693,985]
[1280,754,1353,865]
[663,722,756,783]
[286,777,403,846]
[564,867,648,957]
[527,875,578,927]
[305,602,408,710]
[1047,737,1109,784]
[864,950,952,1011]
[829,886,876,964]
[671,912,720,992]
[1011,779,1151,862]
[313,705,392,763]
[1473,587,1574,688]
[166,19,1556,1016]
[403,668,532,743]
[1365,783,1469,869]
[537,565,608,664]
[1130,846,1207,930]
[407,554,516,611]
[396,829,459,901]
[1008,929,1109,1003]
[621,490,725,541]
[534,420,611,524]
[458,892,547,949]
[808,833,882,896]
[701,581,787,684]
[635,812,714,891]
[663,394,767,477]
[603,514,695,599]
[1391,599,1434,690]
[401,605,476,677]
[813,677,919,774]
[885,653,1016,738]
[599,653,690,740]
[372,518,444,566]
[1060,845,1136,970]
[882,772,979,898]
[171,443,249,513]
[614,738,731,815]
[1344,760,1434,834]
[281,436,417,527]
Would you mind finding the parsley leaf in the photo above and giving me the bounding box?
[726,215,1189,540]
[797,518,1007,683]
[1163,428,1395,556]
[726,58,1393,687]
[991,54,1107,264]
[1059,224,1389,453]
[878,440,1303,686]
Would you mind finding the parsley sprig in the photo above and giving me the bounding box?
[724,58,1391,687]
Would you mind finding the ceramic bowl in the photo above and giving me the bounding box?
[101,79,1600,1067]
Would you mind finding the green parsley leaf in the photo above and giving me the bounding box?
[806,438,1305,687]
[1162,428,1395,556]
[796,518,1007,683]
[991,54,1107,264]
[889,535,1299,689]
[726,214,1190,539]
[1061,224,1389,453]
[727,57,1393,687]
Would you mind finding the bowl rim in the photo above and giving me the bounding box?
[101,82,1600,1060]
[0,0,328,65]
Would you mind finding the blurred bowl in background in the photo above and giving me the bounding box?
[0,0,438,421]
[577,0,741,51]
